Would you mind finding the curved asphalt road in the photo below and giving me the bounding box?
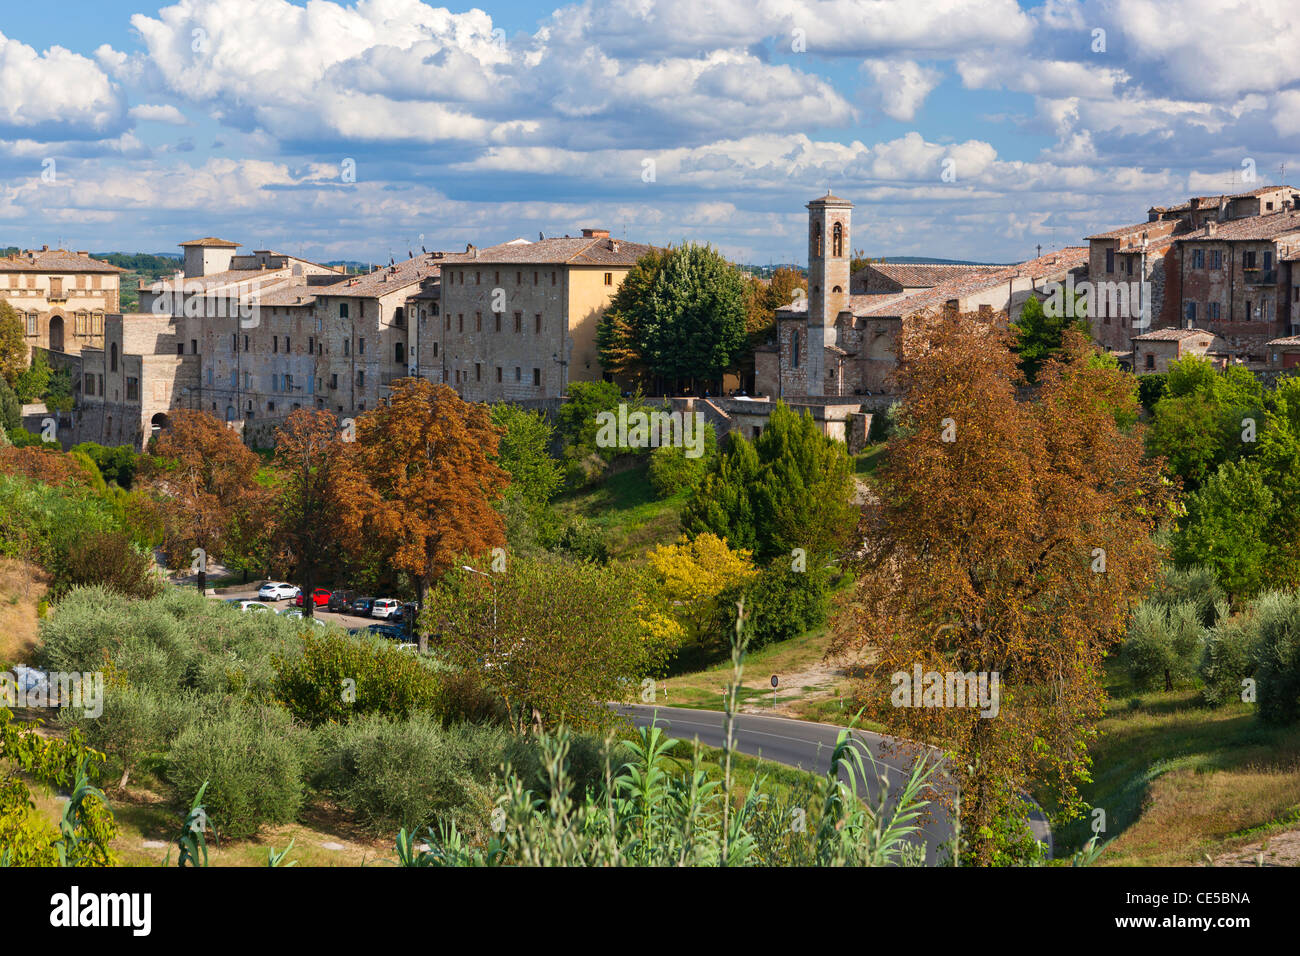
[613,703,1052,865]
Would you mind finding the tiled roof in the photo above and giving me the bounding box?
[1266,335,1300,347]
[853,246,1089,319]
[254,283,318,308]
[1086,219,1180,241]
[460,236,655,266]
[321,253,463,298]
[1132,327,1214,341]
[1175,210,1300,242]
[808,191,851,204]
[179,237,240,248]
[1,248,125,273]
[853,262,1003,287]
[145,266,293,293]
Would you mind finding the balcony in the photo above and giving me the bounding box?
[1244,268,1277,285]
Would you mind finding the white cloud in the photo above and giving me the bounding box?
[129,103,189,125]
[0,30,124,136]
[862,59,943,121]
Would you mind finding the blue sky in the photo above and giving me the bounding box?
[2,0,1298,265]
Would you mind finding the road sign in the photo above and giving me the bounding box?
[770,675,779,688]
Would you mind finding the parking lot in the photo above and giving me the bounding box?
[210,584,408,633]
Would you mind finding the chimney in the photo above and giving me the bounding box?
[581,228,609,239]
[1206,221,1217,237]
[609,239,620,253]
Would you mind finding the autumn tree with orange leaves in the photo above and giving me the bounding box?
[337,380,509,610]
[269,409,350,617]
[143,409,266,593]
[829,312,1176,866]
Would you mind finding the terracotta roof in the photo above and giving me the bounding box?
[319,252,465,298]
[179,237,240,248]
[1175,210,1300,242]
[1132,327,1214,341]
[254,283,318,308]
[458,237,655,266]
[853,262,1004,287]
[1086,219,1180,241]
[808,190,852,205]
[145,266,293,293]
[1266,335,1300,347]
[1,248,125,274]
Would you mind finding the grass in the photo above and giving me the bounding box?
[0,557,45,666]
[553,461,687,560]
[853,444,888,476]
[1051,662,1300,866]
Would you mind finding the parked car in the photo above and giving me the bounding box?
[362,623,405,640]
[236,600,270,613]
[389,602,419,624]
[328,589,357,613]
[279,608,329,628]
[258,582,300,601]
[350,596,375,617]
[371,599,400,619]
[294,588,332,608]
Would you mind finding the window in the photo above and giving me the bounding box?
[273,336,278,353]
[340,302,349,319]
[177,343,185,356]
[126,377,139,401]
[343,339,349,356]
[232,333,237,352]
[1105,249,1115,272]
[475,363,481,381]
[26,313,37,335]
[330,373,338,389]
[603,273,612,286]
[494,313,502,333]
[533,271,539,285]
[792,332,800,369]
[285,336,290,352]
[475,312,482,332]
[532,368,540,386]
[1244,250,1258,269]
[514,312,522,333]
[445,314,451,331]
[551,271,557,285]
[111,343,118,372]
[1185,302,1197,322]
[458,314,464,332]
[309,336,315,353]
[475,272,481,284]
[84,373,94,395]
[1192,249,1204,269]
[494,271,500,284]
[516,271,522,284]
[1265,251,1274,270]
[358,337,365,355]
[244,335,249,352]
[395,342,404,363]
[535,314,542,333]
[515,366,521,382]
[1210,302,1221,320]
[432,342,438,357]
[267,401,275,412]
[1211,250,1222,269]
[812,222,822,257]
[357,370,365,386]
[1145,353,1155,370]
[1246,299,1252,320]
[832,221,843,257]
[231,370,237,387]
[496,366,502,383]
[191,339,198,354]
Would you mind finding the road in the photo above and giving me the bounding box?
[204,585,393,632]
[614,703,1053,865]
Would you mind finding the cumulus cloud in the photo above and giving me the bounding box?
[862,59,943,121]
[129,103,188,125]
[0,30,125,137]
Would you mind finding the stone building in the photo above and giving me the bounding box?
[434,230,654,402]
[850,261,1003,295]
[1131,327,1229,374]
[0,247,123,358]
[756,190,1088,398]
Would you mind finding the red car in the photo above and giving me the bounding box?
[294,588,332,608]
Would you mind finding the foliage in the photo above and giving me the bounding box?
[830,317,1174,865]
[1199,610,1261,706]
[683,402,856,562]
[272,630,443,726]
[165,704,310,840]
[1150,565,1226,627]
[11,349,51,404]
[1121,600,1204,691]
[595,247,668,386]
[0,300,25,388]
[424,556,670,733]
[1171,459,1277,600]
[1253,589,1300,725]
[336,380,508,605]
[0,374,19,436]
[490,403,562,509]
[70,442,139,489]
[647,423,716,498]
[647,533,756,651]
[722,563,832,652]
[1011,292,1089,384]
[64,530,161,600]
[313,714,505,835]
[640,243,749,385]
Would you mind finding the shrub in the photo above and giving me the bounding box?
[553,516,610,564]
[715,563,831,651]
[437,669,508,726]
[273,631,443,726]
[647,424,717,498]
[65,684,199,790]
[1199,612,1260,706]
[1254,590,1300,725]
[314,713,504,834]
[166,704,310,840]
[1121,600,1204,691]
[1153,565,1226,626]
[868,402,900,443]
[64,530,161,599]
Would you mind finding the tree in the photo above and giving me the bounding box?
[683,402,857,563]
[1172,458,1277,601]
[270,409,349,618]
[0,375,20,437]
[0,301,24,388]
[336,379,508,608]
[489,403,562,509]
[828,316,1175,865]
[647,532,756,652]
[596,247,667,386]
[1010,293,1089,384]
[143,409,265,593]
[642,244,749,388]
[423,556,669,732]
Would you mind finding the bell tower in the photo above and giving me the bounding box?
[806,190,852,396]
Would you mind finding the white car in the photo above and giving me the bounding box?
[371,599,400,619]
[237,601,271,613]
[258,582,300,601]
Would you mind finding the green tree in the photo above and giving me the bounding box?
[490,404,562,509]
[1010,293,1089,384]
[642,244,748,388]
[0,301,25,388]
[0,375,19,437]
[1172,458,1277,600]
[595,247,667,386]
[683,403,856,563]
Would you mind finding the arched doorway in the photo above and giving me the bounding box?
[48,314,65,352]
[150,412,169,438]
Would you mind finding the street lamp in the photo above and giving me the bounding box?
[461,565,498,647]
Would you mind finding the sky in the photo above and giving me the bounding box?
[2,0,1299,266]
